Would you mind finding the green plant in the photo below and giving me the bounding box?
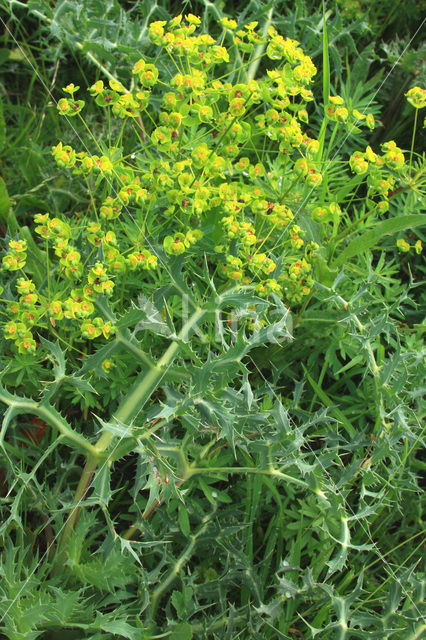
[0,9,425,640]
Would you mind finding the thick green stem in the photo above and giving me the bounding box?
[53,454,99,574]
[186,465,309,489]
[117,335,188,381]
[95,307,205,454]
[54,308,205,572]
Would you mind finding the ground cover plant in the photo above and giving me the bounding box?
[0,2,425,639]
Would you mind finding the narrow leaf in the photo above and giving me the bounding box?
[332,214,426,267]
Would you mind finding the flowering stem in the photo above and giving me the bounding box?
[53,453,99,574]
[94,307,205,454]
[246,6,273,81]
[317,116,329,162]
[53,307,205,572]
[409,107,419,178]
[324,121,339,161]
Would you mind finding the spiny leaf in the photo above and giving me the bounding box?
[119,297,171,337]
[92,463,112,506]
[77,338,120,376]
[73,547,137,592]
[39,337,66,380]
[95,613,142,639]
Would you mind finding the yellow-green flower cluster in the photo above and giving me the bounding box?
[57,97,85,117]
[266,28,316,86]
[2,239,27,271]
[293,156,323,188]
[51,141,77,168]
[126,249,158,270]
[148,16,228,64]
[381,141,405,170]
[4,277,39,353]
[1,195,163,350]
[280,258,315,304]
[312,202,342,225]
[87,262,115,296]
[397,238,422,254]
[4,319,37,354]
[81,317,115,340]
[163,229,203,255]
[6,8,400,361]
[256,278,282,298]
[222,215,257,248]
[405,86,426,110]
[326,95,375,131]
[348,141,405,213]
[247,252,276,276]
[50,17,344,313]
[34,213,83,280]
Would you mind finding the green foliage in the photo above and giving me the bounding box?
[0,3,424,639]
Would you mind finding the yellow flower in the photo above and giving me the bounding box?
[94,156,114,174]
[57,98,70,113]
[89,80,104,95]
[329,95,345,105]
[220,17,237,30]
[17,335,36,354]
[185,14,201,25]
[405,86,426,109]
[109,79,125,93]
[365,113,375,130]
[397,239,410,253]
[102,359,115,373]
[62,83,79,95]
[49,301,63,320]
